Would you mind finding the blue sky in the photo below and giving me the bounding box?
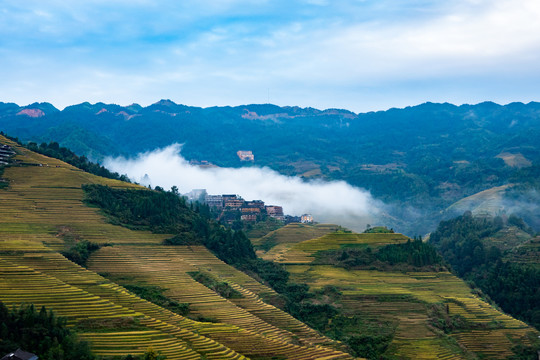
[1,0,540,112]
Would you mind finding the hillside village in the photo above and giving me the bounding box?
[0,142,15,188]
[0,143,14,166]
[236,150,254,161]
[184,189,314,225]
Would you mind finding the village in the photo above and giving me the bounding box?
[184,150,313,225]
[184,189,313,226]
[0,143,15,188]
[0,143,15,166]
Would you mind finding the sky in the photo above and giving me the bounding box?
[1,0,540,112]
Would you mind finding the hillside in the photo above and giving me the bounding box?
[251,223,342,254]
[429,213,540,331]
[444,185,512,217]
[257,226,539,359]
[1,133,538,359]
[0,134,353,359]
[2,100,540,234]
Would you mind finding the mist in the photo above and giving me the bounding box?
[104,144,382,231]
[502,189,540,231]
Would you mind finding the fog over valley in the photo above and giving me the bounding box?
[104,144,382,231]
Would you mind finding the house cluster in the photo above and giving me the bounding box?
[201,192,313,225]
[205,193,281,223]
[1,349,38,360]
[237,150,254,161]
[0,144,15,166]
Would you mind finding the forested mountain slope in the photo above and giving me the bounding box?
[2,100,540,234]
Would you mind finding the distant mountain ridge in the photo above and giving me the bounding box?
[2,99,540,234]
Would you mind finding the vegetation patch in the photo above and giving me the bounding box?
[0,172,8,189]
[429,302,492,333]
[236,258,290,294]
[509,332,540,360]
[364,226,395,234]
[314,238,446,272]
[187,271,243,299]
[61,240,104,267]
[0,302,95,360]
[82,184,201,233]
[163,232,200,245]
[251,223,340,252]
[235,255,397,359]
[124,284,190,316]
[75,317,146,332]
[279,283,396,359]
[0,156,10,189]
[257,233,279,252]
[245,217,284,240]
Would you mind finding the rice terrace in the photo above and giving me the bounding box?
[0,134,538,359]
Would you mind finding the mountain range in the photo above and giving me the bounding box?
[1,100,539,234]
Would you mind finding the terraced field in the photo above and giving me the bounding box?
[0,136,353,359]
[2,135,536,359]
[252,223,340,254]
[273,231,538,359]
[263,231,409,263]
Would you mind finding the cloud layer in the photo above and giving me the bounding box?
[104,144,381,230]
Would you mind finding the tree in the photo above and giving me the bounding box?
[142,346,165,360]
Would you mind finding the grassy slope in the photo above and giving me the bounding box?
[259,229,539,359]
[444,185,512,216]
[252,223,341,256]
[0,135,352,360]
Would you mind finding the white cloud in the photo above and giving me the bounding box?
[2,0,540,111]
[258,0,540,84]
[104,144,381,230]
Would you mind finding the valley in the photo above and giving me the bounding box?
[2,100,540,234]
[0,134,538,359]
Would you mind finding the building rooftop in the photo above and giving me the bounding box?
[1,349,38,360]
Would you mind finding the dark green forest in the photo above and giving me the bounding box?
[429,213,540,330]
[0,302,94,360]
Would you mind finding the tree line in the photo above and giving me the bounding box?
[82,184,256,265]
[0,302,94,360]
[314,238,445,272]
